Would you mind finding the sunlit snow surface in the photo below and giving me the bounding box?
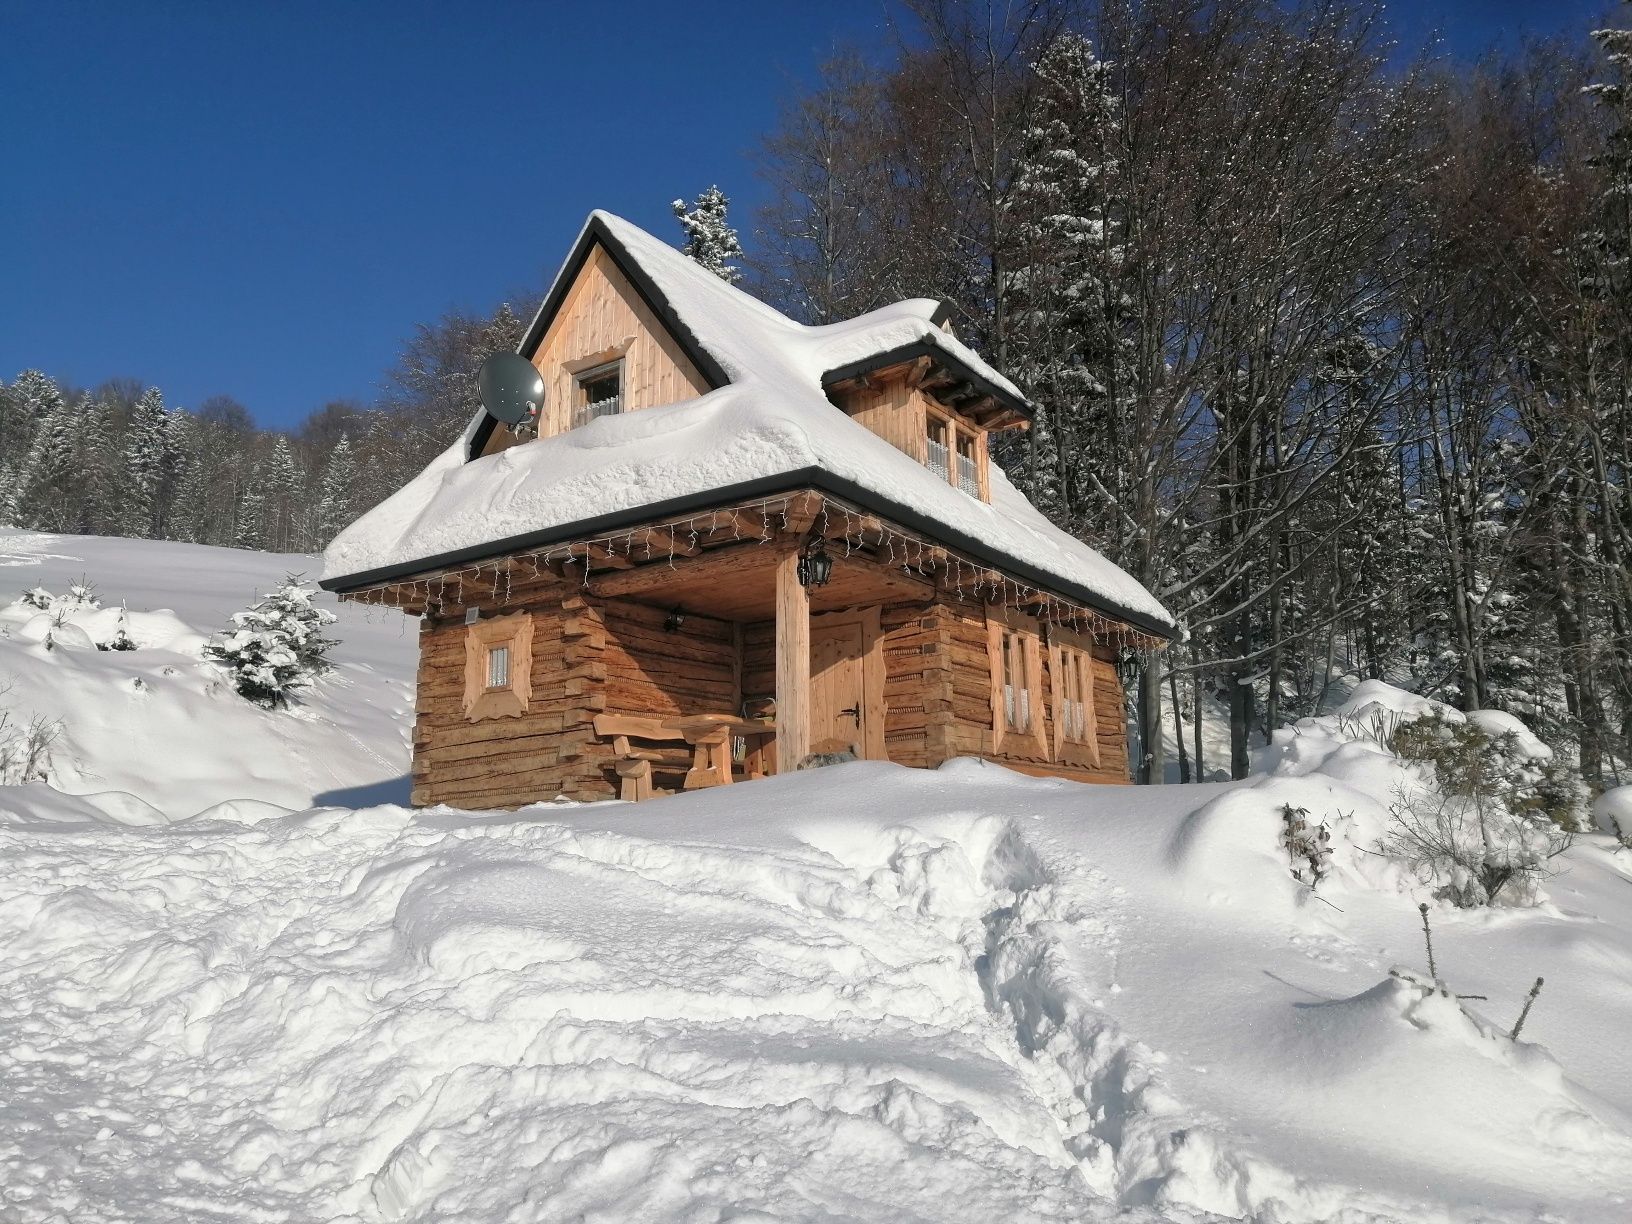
[3,532,1632,1222]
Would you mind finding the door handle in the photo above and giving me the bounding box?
[841,705,861,723]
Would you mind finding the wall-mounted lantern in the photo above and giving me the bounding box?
[797,541,834,588]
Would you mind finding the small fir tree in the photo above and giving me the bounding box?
[672,186,745,284]
[203,576,338,708]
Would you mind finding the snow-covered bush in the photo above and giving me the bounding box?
[203,577,337,708]
[96,608,136,652]
[1593,786,1632,848]
[1388,710,1586,831]
[1382,710,1578,907]
[4,581,151,653]
[17,579,101,615]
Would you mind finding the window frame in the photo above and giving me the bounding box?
[923,404,990,502]
[463,610,533,721]
[986,604,1048,760]
[1049,626,1103,768]
[574,358,624,423]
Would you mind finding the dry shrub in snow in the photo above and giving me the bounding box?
[0,679,59,784]
[1280,803,1332,887]
[203,577,337,709]
[1382,711,1578,907]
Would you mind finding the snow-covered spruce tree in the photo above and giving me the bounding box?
[121,387,170,538]
[1005,32,1128,540]
[0,370,65,526]
[11,386,81,532]
[73,395,124,537]
[258,436,301,552]
[313,434,357,544]
[203,576,338,708]
[672,186,745,284]
[232,476,265,551]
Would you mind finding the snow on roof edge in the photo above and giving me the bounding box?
[326,210,1172,636]
[321,461,1175,638]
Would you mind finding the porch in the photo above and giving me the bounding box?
[583,538,932,789]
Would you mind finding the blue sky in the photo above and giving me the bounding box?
[0,0,1610,429]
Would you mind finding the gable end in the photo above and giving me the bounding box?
[469,215,732,460]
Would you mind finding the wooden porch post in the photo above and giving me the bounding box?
[775,547,810,771]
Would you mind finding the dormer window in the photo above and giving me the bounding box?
[925,407,987,500]
[574,360,623,427]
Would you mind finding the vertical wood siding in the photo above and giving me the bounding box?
[531,244,708,437]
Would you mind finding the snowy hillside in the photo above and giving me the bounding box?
[3,533,1631,1222]
[0,529,415,817]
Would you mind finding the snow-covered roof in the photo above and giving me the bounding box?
[321,211,1174,635]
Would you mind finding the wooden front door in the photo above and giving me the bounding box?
[808,609,885,759]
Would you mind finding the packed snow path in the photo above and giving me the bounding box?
[5,760,1632,1222]
[0,772,1157,1223]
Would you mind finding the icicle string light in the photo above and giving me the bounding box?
[341,491,1162,652]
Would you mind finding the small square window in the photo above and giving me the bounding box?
[464,610,533,721]
[486,644,510,690]
[574,360,623,426]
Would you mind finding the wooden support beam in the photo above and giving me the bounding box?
[774,547,810,772]
[589,540,782,600]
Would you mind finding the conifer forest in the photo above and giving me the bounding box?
[5,0,1631,788]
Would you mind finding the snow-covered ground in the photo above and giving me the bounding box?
[3,531,1631,1222]
[0,529,414,817]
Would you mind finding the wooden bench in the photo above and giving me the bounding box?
[591,715,693,802]
[592,713,776,801]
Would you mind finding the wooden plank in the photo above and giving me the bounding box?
[774,547,810,771]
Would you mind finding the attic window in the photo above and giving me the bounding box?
[574,360,623,427]
[925,407,987,501]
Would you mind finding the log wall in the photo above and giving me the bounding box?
[410,587,1132,808]
[925,594,1129,783]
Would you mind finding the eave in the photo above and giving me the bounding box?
[822,341,1033,431]
[318,467,1176,642]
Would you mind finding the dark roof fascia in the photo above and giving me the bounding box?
[821,340,1034,420]
[318,469,1176,640]
[469,215,733,459]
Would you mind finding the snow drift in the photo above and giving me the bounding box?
[5,532,1632,1222]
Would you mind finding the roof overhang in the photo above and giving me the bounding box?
[319,468,1176,641]
[823,341,1034,430]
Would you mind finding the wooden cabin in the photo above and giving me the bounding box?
[319,211,1174,807]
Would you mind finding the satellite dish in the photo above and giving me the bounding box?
[478,353,544,425]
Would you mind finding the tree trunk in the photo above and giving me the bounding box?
[1137,656,1165,784]
[1169,665,1191,783]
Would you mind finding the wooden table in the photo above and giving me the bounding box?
[663,714,776,788]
